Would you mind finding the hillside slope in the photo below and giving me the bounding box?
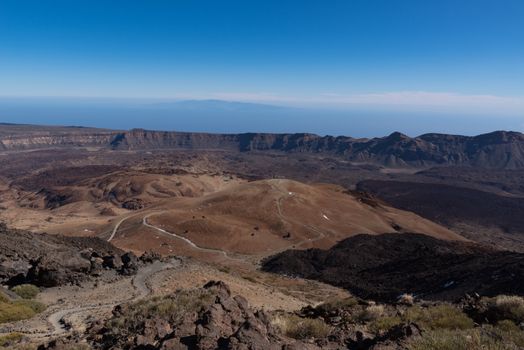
[143,179,462,256]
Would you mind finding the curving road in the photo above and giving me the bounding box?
[107,214,136,242]
[142,180,328,263]
[143,214,245,262]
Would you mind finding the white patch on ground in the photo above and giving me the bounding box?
[322,214,330,220]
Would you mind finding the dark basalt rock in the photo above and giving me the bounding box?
[262,233,524,302]
[0,222,143,287]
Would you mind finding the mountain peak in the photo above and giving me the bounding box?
[386,131,410,141]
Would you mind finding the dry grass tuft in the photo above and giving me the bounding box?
[11,285,39,300]
[272,314,330,340]
[489,295,524,324]
[404,304,473,330]
[398,293,415,305]
[0,296,47,324]
[108,289,213,332]
[357,304,385,322]
[316,297,358,314]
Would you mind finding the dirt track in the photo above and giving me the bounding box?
[0,259,180,340]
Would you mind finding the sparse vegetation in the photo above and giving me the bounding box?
[398,293,415,305]
[408,328,501,350]
[13,299,47,314]
[241,275,257,283]
[0,293,46,324]
[408,324,524,350]
[487,295,524,324]
[0,333,23,347]
[0,291,8,303]
[403,304,474,330]
[11,284,39,300]
[108,289,213,332]
[316,296,358,314]
[272,314,330,340]
[357,304,385,322]
[217,265,231,274]
[369,316,402,334]
[0,302,37,324]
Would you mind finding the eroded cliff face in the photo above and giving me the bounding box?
[0,132,117,150]
[1,125,524,169]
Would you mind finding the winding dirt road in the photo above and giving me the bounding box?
[107,214,138,242]
[143,214,247,262]
[128,180,329,263]
[1,259,180,340]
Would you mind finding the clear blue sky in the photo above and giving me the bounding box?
[0,0,523,135]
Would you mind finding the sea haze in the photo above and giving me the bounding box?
[0,97,522,137]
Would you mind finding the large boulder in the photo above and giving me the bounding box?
[120,252,139,275]
[26,251,92,287]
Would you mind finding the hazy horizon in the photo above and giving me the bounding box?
[1,96,523,138]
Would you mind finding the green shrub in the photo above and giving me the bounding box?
[404,304,474,330]
[0,302,35,323]
[13,300,46,314]
[0,344,37,350]
[11,285,39,300]
[407,329,502,350]
[0,292,8,303]
[273,315,330,339]
[409,325,524,350]
[108,289,213,332]
[317,297,358,314]
[357,304,385,322]
[496,319,520,332]
[0,298,46,324]
[369,316,402,334]
[488,295,524,324]
[494,320,524,347]
[0,333,23,347]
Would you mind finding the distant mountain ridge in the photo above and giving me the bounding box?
[1,124,524,169]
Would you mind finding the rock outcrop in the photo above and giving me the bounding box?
[0,223,145,287]
[87,281,290,350]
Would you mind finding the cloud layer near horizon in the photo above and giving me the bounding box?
[196,91,524,115]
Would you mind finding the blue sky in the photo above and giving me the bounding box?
[0,0,523,135]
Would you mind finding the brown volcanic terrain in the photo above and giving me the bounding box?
[2,124,524,348]
[357,180,524,251]
[1,123,524,252]
[142,179,460,257]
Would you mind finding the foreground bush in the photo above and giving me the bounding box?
[488,295,524,324]
[357,304,385,322]
[369,316,402,334]
[107,289,213,332]
[316,297,358,314]
[0,296,46,324]
[273,315,330,339]
[408,324,524,350]
[11,285,39,300]
[404,304,474,330]
[0,292,8,303]
[0,333,23,347]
